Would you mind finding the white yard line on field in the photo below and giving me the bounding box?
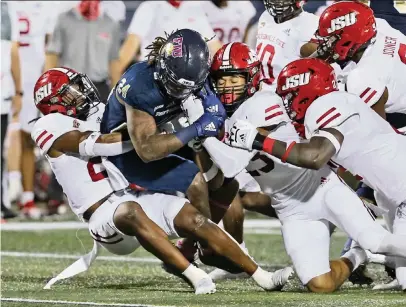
[0,251,161,263]
[0,219,283,231]
[1,298,175,307]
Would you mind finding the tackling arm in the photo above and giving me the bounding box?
[49,130,132,157]
[252,128,343,170]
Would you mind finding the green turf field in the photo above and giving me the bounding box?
[1,228,405,307]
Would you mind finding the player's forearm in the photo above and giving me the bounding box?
[252,134,327,170]
[44,53,59,71]
[10,42,22,92]
[109,60,121,89]
[134,132,185,163]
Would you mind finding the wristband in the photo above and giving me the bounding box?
[263,138,276,155]
[281,142,296,163]
[203,163,219,182]
[175,125,198,145]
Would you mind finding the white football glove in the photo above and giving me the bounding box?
[228,120,258,151]
[182,95,204,124]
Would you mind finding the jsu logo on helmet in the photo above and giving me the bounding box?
[281,72,310,91]
[35,83,52,104]
[327,12,357,34]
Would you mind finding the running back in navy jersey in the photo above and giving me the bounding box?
[101,61,199,194]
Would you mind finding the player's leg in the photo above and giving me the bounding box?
[282,219,350,293]
[1,114,17,219]
[172,201,293,290]
[323,176,406,258]
[90,194,215,294]
[393,202,406,291]
[6,121,22,203]
[20,130,40,218]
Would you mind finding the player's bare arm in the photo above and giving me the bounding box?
[125,104,185,163]
[254,127,343,170]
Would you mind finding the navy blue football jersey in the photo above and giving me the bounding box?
[100,61,199,194]
[101,61,183,134]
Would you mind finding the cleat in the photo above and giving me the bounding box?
[260,267,294,291]
[373,279,401,291]
[21,201,42,220]
[1,205,18,220]
[208,268,249,281]
[194,277,216,295]
[349,264,373,285]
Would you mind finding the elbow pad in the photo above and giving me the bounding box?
[79,132,133,157]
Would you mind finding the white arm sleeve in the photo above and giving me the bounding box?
[78,132,133,157]
[203,137,256,178]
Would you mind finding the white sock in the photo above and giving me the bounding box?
[182,264,209,286]
[251,266,270,286]
[8,171,21,181]
[21,191,34,204]
[341,247,367,272]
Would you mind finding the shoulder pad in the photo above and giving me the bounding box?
[346,69,385,107]
[234,91,289,128]
[31,114,80,154]
[305,92,357,134]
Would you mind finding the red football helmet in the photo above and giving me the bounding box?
[210,42,261,115]
[33,67,101,119]
[316,1,377,62]
[276,58,338,122]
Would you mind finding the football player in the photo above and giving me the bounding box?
[186,42,406,292]
[7,1,58,218]
[227,57,406,291]
[118,0,222,73]
[256,0,319,91]
[33,67,292,293]
[199,0,256,44]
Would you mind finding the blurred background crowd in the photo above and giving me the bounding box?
[1,0,405,221]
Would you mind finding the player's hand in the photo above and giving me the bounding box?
[196,81,227,121]
[228,120,258,151]
[193,112,223,138]
[11,95,22,119]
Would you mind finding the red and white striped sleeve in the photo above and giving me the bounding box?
[304,92,357,135]
[30,113,76,154]
[346,69,386,107]
[246,91,289,127]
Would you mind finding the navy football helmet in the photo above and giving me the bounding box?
[154,29,210,100]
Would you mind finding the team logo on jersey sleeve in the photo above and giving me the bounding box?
[327,12,357,34]
[281,72,310,90]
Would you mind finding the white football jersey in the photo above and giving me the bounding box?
[30,105,128,219]
[256,11,319,90]
[205,91,324,219]
[127,1,215,60]
[345,18,406,114]
[199,1,256,44]
[1,2,19,105]
[10,1,56,86]
[304,91,406,205]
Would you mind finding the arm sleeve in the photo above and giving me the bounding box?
[203,137,257,178]
[346,69,386,107]
[109,21,121,62]
[46,16,65,54]
[31,114,76,154]
[127,2,154,39]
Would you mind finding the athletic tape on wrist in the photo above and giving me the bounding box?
[203,163,219,182]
